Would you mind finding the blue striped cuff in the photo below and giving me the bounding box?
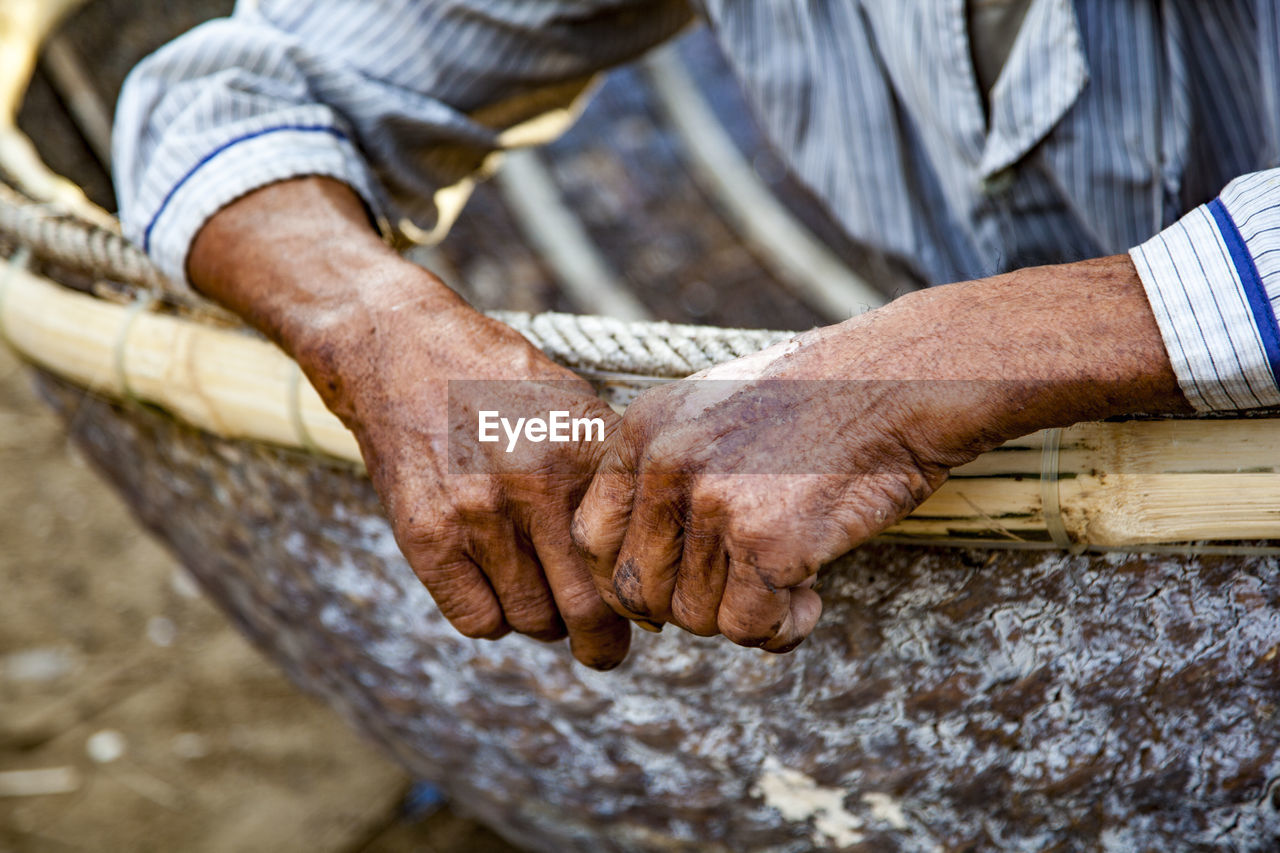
[141,125,385,293]
[1130,180,1280,412]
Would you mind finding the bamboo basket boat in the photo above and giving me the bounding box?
[4,9,1280,851]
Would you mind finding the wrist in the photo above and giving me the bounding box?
[970,255,1191,430]
[280,261,479,425]
[274,255,463,362]
[970,256,1189,433]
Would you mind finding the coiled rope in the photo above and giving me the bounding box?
[0,183,170,294]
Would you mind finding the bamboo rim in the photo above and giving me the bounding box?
[3,255,1279,552]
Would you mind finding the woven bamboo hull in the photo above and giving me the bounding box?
[36,371,1280,852]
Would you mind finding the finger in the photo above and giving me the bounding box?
[761,585,822,654]
[669,515,727,637]
[611,484,685,621]
[571,446,637,609]
[716,557,799,649]
[412,553,510,641]
[534,512,632,670]
[470,525,566,642]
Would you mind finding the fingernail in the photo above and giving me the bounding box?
[634,619,664,633]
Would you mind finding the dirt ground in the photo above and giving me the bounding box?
[0,344,520,851]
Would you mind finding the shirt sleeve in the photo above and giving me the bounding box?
[112,0,693,291]
[1129,169,1280,411]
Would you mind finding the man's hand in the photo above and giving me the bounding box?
[573,256,1191,652]
[189,177,631,669]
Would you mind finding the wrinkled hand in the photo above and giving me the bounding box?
[190,177,1186,666]
[572,262,1190,653]
[298,294,633,668]
[571,324,984,653]
[187,177,634,669]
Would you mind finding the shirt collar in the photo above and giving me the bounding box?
[978,0,1089,178]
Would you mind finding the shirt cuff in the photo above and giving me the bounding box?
[138,124,386,293]
[1129,173,1280,412]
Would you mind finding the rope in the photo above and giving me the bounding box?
[491,311,790,378]
[113,292,158,401]
[0,186,791,380]
[0,183,173,296]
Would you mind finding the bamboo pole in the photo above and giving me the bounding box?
[0,260,359,460]
[2,260,1279,548]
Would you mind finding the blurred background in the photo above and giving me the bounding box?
[0,0,905,849]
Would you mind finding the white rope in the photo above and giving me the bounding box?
[490,310,789,377]
[112,292,158,401]
[0,188,792,380]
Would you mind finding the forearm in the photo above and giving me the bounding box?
[831,253,1193,439]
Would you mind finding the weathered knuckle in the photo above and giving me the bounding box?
[565,396,619,433]
[688,481,725,516]
[859,473,933,522]
[718,611,773,648]
[621,388,665,426]
[409,552,462,588]
[638,431,694,477]
[616,407,663,456]
[726,529,791,570]
[497,588,545,620]
[508,453,588,494]
[611,561,653,618]
[398,516,453,559]
[452,484,502,522]
[808,512,862,560]
[726,521,773,553]
[726,501,803,544]
[569,512,602,560]
[670,591,718,637]
[560,588,618,634]
[727,534,813,585]
[500,593,558,632]
[446,602,507,640]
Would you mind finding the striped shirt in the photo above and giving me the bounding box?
[113,0,1280,413]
